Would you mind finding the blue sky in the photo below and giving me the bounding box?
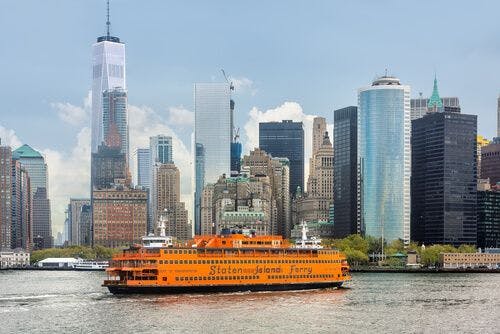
[1,0,499,234]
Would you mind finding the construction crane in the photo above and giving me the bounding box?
[221,69,234,91]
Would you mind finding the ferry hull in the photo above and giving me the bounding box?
[105,282,344,295]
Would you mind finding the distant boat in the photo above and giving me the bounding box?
[74,260,109,271]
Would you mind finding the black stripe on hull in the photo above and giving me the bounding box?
[105,282,344,294]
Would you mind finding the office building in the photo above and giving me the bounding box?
[481,143,500,186]
[91,145,127,189]
[92,186,147,248]
[358,76,411,244]
[194,83,232,234]
[150,135,173,165]
[477,135,491,179]
[259,120,304,195]
[12,144,52,249]
[151,163,190,240]
[102,88,129,160]
[201,174,273,236]
[241,148,291,237]
[477,186,500,249]
[333,106,358,238]
[293,131,334,236]
[79,204,92,246]
[135,148,150,188]
[11,160,31,250]
[412,112,477,246]
[0,142,12,249]
[91,8,126,154]
[68,198,90,246]
[410,77,459,120]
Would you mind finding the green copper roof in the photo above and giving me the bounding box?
[428,76,443,109]
[13,144,43,159]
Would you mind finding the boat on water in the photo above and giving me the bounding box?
[74,260,109,271]
[103,216,350,294]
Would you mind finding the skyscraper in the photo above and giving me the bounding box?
[92,187,147,248]
[12,144,52,249]
[477,135,491,179]
[150,135,173,165]
[135,148,150,188]
[102,88,129,160]
[0,141,12,249]
[293,131,334,236]
[358,76,411,244]
[410,78,459,121]
[91,4,126,154]
[11,160,31,250]
[68,198,90,246]
[151,163,190,240]
[412,112,477,246]
[333,106,358,238]
[481,143,500,186]
[312,117,327,157]
[91,145,127,189]
[194,83,232,234]
[477,186,500,248]
[259,120,304,195]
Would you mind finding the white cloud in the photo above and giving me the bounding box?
[167,106,194,126]
[243,102,333,188]
[51,91,91,126]
[0,125,22,148]
[128,104,193,221]
[41,127,91,234]
[230,76,257,96]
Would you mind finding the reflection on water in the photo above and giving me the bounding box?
[0,271,499,333]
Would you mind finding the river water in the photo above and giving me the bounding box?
[0,270,498,333]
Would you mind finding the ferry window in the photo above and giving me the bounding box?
[175,277,179,281]
[162,277,167,281]
[174,250,178,254]
[188,260,192,264]
[169,260,173,264]
[180,277,184,281]
[194,277,198,281]
[174,260,178,264]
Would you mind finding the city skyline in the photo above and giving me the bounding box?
[1,1,500,236]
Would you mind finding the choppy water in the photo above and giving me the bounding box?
[0,270,499,333]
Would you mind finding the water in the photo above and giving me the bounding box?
[0,270,499,333]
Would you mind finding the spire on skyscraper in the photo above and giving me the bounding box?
[428,75,443,110]
[97,0,120,43]
[106,0,110,38]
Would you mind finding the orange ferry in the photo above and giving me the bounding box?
[103,222,350,294]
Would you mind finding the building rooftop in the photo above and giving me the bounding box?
[12,144,43,159]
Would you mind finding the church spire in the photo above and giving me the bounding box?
[428,74,443,111]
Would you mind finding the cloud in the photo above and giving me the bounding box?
[230,76,257,96]
[41,127,91,234]
[0,125,22,148]
[128,104,193,221]
[51,91,91,126]
[167,106,194,126]
[243,101,333,188]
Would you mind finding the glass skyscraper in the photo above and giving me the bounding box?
[333,106,358,238]
[412,112,477,246]
[358,76,411,244]
[12,144,52,249]
[194,83,232,234]
[135,148,151,188]
[259,120,304,195]
[102,88,128,160]
[91,22,126,154]
[150,135,173,165]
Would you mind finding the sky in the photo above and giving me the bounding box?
[1,0,499,236]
